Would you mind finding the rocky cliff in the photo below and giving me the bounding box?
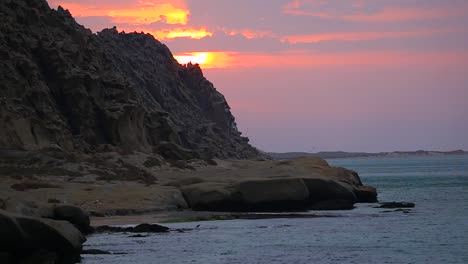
[0,0,259,159]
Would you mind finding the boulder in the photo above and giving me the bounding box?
[1,199,92,234]
[321,167,362,186]
[0,252,14,264]
[181,177,359,211]
[130,223,170,233]
[378,202,415,208]
[94,223,169,233]
[53,205,92,234]
[81,249,112,255]
[302,178,357,205]
[235,178,310,210]
[0,210,85,263]
[181,183,237,211]
[353,186,378,203]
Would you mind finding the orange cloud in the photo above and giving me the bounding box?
[175,50,468,69]
[281,28,460,44]
[51,0,190,25]
[108,4,189,25]
[120,27,213,40]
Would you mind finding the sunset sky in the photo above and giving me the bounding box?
[47,0,468,152]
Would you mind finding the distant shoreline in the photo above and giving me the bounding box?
[267,150,468,160]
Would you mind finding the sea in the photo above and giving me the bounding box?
[82,155,468,264]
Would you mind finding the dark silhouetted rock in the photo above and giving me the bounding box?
[131,223,170,233]
[181,182,238,211]
[302,178,357,204]
[309,199,355,210]
[53,205,92,234]
[0,209,85,264]
[378,202,415,208]
[0,252,14,264]
[353,186,378,203]
[94,223,169,233]
[81,249,112,255]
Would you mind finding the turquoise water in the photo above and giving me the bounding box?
[83,155,468,264]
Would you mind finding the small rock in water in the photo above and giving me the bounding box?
[130,223,170,233]
[94,223,170,233]
[81,249,112,255]
[381,208,412,214]
[128,234,148,238]
[377,202,415,208]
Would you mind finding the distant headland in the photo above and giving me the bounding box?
[267,150,468,160]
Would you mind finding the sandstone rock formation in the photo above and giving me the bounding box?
[181,157,378,211]
[0,0,259,159]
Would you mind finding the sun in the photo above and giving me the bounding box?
[174,52,208,65]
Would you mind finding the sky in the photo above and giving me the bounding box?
[47,0,468,152]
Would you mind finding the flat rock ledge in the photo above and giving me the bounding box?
[182,176,377,212]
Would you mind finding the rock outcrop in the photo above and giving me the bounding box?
[0,0,259,159]
[1,198,92,234]
[181,157,378,211]
[0,209,86,264]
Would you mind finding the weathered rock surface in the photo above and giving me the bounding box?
[0,0,259,159]
[0,209,85,263]
[180,158,376,211]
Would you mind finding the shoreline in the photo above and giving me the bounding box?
[90,210,343,226]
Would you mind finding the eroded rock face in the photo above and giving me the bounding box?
[0,0,259,159]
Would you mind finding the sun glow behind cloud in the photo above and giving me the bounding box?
[174,52,240,69]
[120,27,213,40]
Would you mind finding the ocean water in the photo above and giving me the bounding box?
[82,155,468,264]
